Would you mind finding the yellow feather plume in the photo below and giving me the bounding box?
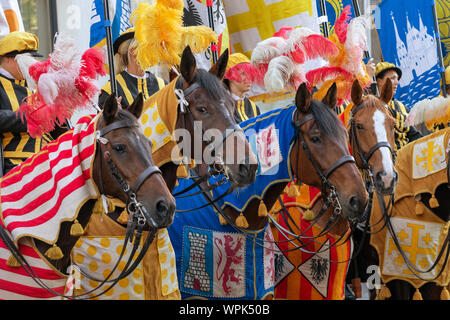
[158,0,184,11]
[181,26,218,53]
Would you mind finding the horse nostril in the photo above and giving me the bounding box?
[239,163,249,177]
[349,196,361,212]
[156,199,169,215]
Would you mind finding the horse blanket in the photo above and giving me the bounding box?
[370,127,450,290]
[0,114,99,299]
[168,105,297,300]
[270,183,353,300]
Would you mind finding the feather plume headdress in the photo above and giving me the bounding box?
[251,26,338,93]
[306,5,371,104]
[407,96,450,130]
[19,33,106,138]
[131,0,218,69]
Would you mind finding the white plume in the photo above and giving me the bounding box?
[251,37,287,65]
[15,53,39,90]
[264,56,295,93]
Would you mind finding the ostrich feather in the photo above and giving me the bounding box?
[335,5,352,44]
[264,56,294,92]
[15,53,39,90]
[251,37,287,65]
[408,96,450,129]
[180,26,218,53]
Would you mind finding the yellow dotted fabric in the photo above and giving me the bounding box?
[140,101,172,152]
[156,228,178,296]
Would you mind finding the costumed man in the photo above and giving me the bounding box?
[375,62,422,151]
[98,27,166,108]
[0,31,44,176]
[223,53,261,123]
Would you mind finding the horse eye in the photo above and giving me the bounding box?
[113,144,127,153]
[310,136,321,144]
[197,106,208,114]
[356,123,364,130]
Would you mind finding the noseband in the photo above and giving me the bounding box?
[294,112,355,209]
[96,119,162,228]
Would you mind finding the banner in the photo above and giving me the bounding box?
[223,0,318,58]
[89,0,132,48]
[317,0,355,33]
[436,0,450,67]
[182,0,229,70]
[374,0,441,109]
[0,0,24,37]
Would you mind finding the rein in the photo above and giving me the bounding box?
[0,117,161,299]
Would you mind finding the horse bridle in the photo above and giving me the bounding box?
[96,119,162,228]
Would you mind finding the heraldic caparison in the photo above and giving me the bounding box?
[370,127,450,300]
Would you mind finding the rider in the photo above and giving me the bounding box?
[223,53,261,123]
[375,62,422,151]
[0,31,43,176]
[98,27,166,108]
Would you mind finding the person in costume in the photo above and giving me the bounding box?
[0,31,44,175]
[98,28,166,109]
[442,65,450,96]
[223,53,261,123]
[375,62,422,151]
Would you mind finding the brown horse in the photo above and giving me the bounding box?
[270,79,397,299]
[71,46,258,300]
[0,93,174,299]
[168,82,368,300]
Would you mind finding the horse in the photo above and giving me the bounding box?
[168,82,368,300]
[0,93,175,299]
[368,126,450,300]
[270,79,398,300]
[70,46,259,300]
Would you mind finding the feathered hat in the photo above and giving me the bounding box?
[251,26,338,93]
[19,33,107,138]
[130,0,218,69]
[224,53,261,84]
[306,6,371,105]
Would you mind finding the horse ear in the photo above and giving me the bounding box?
[351,79,363,106]
[322,82,338,108]
[128,92,144,119]
[295,83,312,113]
[103,94,119,124]
[209,48,229,80]
[380,78,394,104]
[180,45,197,83]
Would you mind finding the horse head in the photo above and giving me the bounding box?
[350,79,398,195]
[293,83,368,222]
[175,46,258,188]
[95,93,176,228]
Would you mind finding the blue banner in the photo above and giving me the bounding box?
[374,0,441,109]
[89,0,132,48]
[316,0,355,33]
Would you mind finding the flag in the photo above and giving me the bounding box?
[0,0,24,37]
[182,0,230,70]
[223,0,318,59]
[436,0,450,67]
[316,0,355,34]
[89,0,132,48]
[374,0,442,109]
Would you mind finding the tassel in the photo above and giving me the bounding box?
[440,287,450,300]
[235,213,249,229]
[415,201,425,215]
[429,195,439,208]
[6,254,21,267]
[218,213,228,226]
[117,208,129,224]
[377,284,391,300]
[70,220,84,236]
[258,200,268,217]
[107,197,115,213]
[45,244,64,260]
[176,164,188,178]
[413,288,423,300]
[93,197,105,214]
[302,209,315,221]
[287,183,300,197]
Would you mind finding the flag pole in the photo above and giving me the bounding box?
[432,0,447,97]
[206,0,218,64]
[318,0,329,38]
[103,0,118,97]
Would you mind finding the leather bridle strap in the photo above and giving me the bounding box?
[131,165,162,194]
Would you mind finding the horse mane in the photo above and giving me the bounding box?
[194,69,233,103]
[309,99,344,136]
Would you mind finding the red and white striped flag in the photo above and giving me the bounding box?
[1,114,99,245]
